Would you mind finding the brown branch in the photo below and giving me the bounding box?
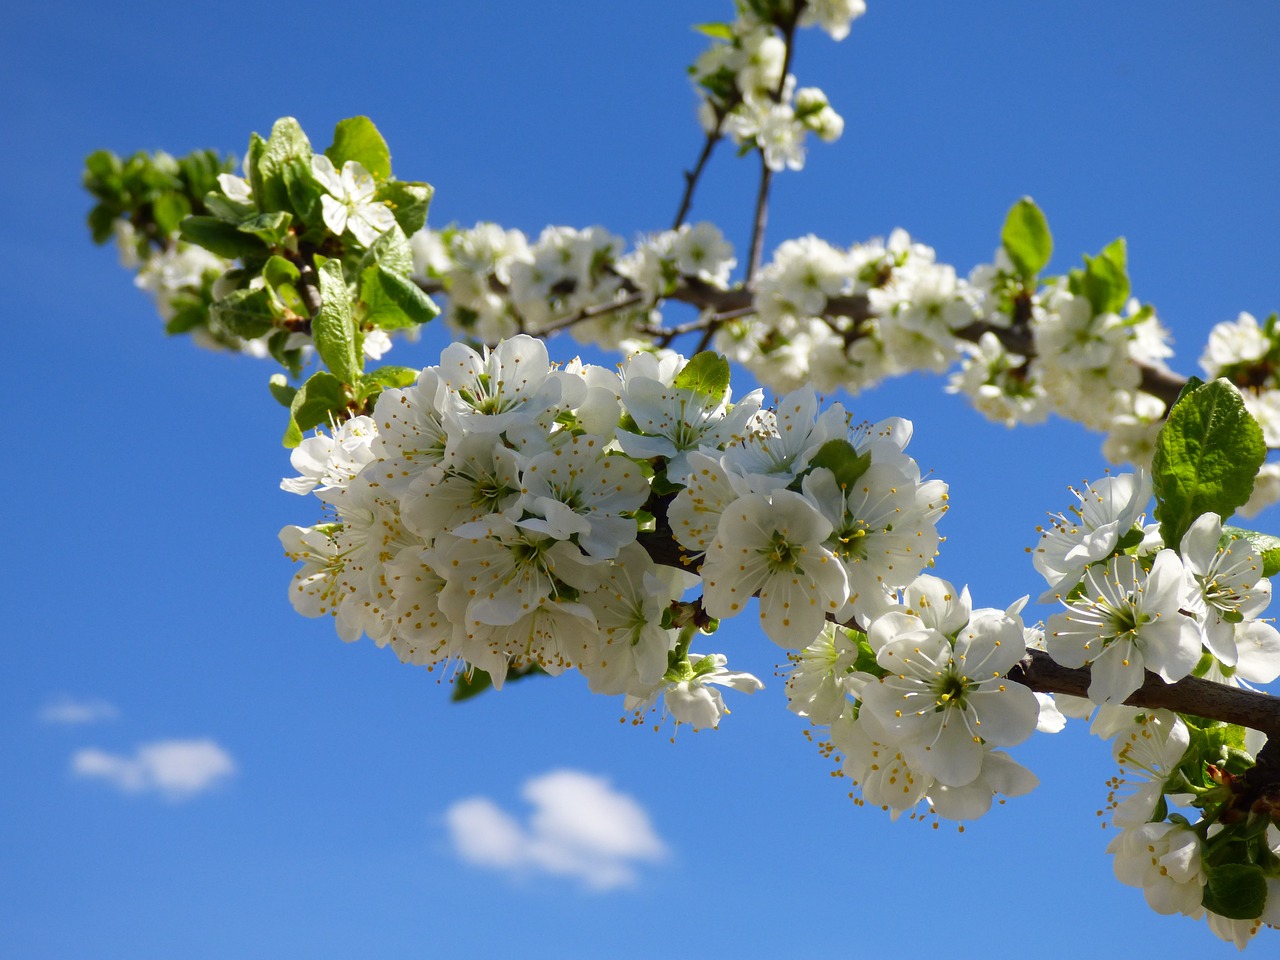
[633,516,1280,736]
[1011,649,1280,738]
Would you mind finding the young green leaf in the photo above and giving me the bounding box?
[673,351,731,403]
[179,216,267,259]
[236,210,293,246]
[1201,862,1268,921]
[151,193,192,236]
[807,439,872,490]
[1000,197,1052,281]
[1078,237,1130,316]
[268,373,297,408]
[1221,525,1280,578]
[312,259,362,384]
[256,117,313,213]
[1152,379,1266,549]
[325,116,392,182]
[209,286,277,339]
[693,21,735,39]
[375,180,433,236]
[284,370,348,447]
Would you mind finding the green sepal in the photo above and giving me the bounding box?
[237,210,293,246]
[313,259,362,384]
[284,370,348,447]
[806,439,872,490]
[255,117,313,214]
[151,193,192,236]
[673,351,730,403]
[451,663,547,702]
[360,263,439,329]
[209,286,277,339]
[375,180,433,236]
[1152,379,1266,549]
[325,116,392,182]
[1000,197,1052,282]
[179,216,267,258]
[269,373,297,408]
[1221,525,1280,577]
[1202,863,1268,921]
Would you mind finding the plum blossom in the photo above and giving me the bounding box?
[311,155,396,247]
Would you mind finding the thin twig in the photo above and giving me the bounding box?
[673,130,723,230]
[746,158,773,284]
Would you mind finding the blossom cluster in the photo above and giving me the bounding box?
[411,221,737,348]
[1030,472,1280,944]
[1035,471,1280,704]
[719,233,1176,473]
[689,2,859,171]
[786,578,1043,822]
[279,334,946,733]
[1068,702,1280,946]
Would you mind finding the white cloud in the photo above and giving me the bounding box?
[445,769,667,891]
[71,739,236,800]
[39,696,119,725]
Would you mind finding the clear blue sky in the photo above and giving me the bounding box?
[6,1,1280,957]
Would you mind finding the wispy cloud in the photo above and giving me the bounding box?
[445,769,667,891]
[71,739,236,800]
[39,696,119,725]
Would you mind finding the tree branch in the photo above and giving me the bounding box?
[673,130,723,230]
[1010,650,1280,738]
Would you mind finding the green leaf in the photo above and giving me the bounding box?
[282,159,324,226]
[164,303,207,335]
[1152,380,1266,549]
[284,371,348,447]
[256,117,313,213]
[363,365,419,389]
[673,351,731,403]
[236,210,293,246]
[1202,863,1268,921]
[360,264,439,330]
[375,180,433,236]
[179,216,267,258]
[325,116,392,182]
[86,204,118,245]
[268,373,297,408]
[1222,526,1280,577]
[361,224,414,275]
[693,21,735,39]
[209,286,277,339]
[245,132,267,209]
[1000,197,1052,281]
[151,193,192,236]
[262,255,307,315]
[807,439,872,490]
[313,259,362,384]
[451,663,547,702]
[1076,237,1130,316]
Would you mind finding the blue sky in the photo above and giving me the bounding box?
[6,1,1280,957]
